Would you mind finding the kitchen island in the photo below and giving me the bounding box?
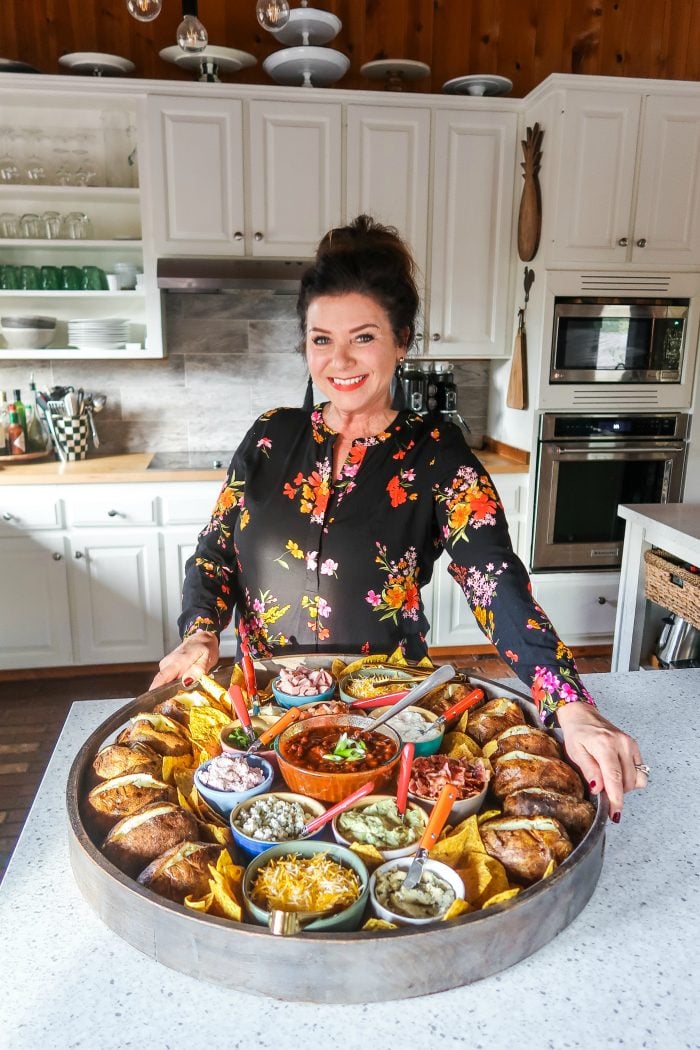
[1,670,697,1050]
[612,503,700,671]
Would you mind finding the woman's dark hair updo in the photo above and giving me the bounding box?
[297,214,420,351]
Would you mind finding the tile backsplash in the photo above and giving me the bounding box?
[1,291,490,456]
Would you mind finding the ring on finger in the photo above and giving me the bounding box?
[634,762,651,777]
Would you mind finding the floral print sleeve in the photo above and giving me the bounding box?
[179,407,595,726]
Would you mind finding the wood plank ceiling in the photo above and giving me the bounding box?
[4,0,700,97]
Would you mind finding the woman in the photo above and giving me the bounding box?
[152,215,647,821]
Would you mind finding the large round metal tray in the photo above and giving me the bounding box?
[67,659,607,1003]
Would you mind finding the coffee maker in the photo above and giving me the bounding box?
[399,360,470,438]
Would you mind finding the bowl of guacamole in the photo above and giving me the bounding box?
[332,794,429,860]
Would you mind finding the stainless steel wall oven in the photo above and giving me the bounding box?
[532,412,689,571]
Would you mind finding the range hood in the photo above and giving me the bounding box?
[157,257,308,291]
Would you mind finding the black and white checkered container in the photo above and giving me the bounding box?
[53,414,89,461]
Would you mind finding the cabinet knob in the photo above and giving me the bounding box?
[414,332,423,341]
[107,509,123,518]
[52,552,63,561]
[254,232,264,241]
[233,231,243,241]
[597,596,607,605]
[2,511,14,521]
[617,237,628,247]
[431,333,441,341]
[75,550,84,559]
[636,237,647,248]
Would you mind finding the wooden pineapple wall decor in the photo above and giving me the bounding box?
[517,123,544,262]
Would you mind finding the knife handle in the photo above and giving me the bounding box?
[417,782,458,851]
[257,706,300,747]
[396,742,415,816]
[241,653,257,701]
[228,684,252,728]
[349,689,410,710]
[439,687,484,725]
[302,779,376,837]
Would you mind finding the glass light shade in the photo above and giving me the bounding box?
[125,0,163,22]
[177,14,209,52]
[256,0,291,30]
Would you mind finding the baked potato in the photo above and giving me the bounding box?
[84,772,176,835]
[480,815,573,884]
[466,697,525,746]
[491,749,585,800]
[102,801,199,877]
[485,723,562,761]
[117,712,191,757]
[137,841,223,902]
[91,742,162,784]
[503,787,595,841]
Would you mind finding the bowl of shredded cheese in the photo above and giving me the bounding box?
[242,840,370,932]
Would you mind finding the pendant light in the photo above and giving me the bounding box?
[125,0,163,20]
[177,0,208,52]
[256,0,290,30]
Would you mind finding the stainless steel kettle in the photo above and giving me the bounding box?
[656,614,700,666]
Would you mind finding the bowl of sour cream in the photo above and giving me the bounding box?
[368,704,444,756]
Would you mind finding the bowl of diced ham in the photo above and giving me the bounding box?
[270,665,337,709]
[407,755,491,821]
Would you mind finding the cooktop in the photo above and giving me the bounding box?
[147,451,230,471]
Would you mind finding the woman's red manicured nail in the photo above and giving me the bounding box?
[612,812,621,824]
[182,676,194,687]
[589,780,596,789]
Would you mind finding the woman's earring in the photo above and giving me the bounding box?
[390,361,406,410]
[302,375,315,412]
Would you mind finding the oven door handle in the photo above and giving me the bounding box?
[552,444,685,456]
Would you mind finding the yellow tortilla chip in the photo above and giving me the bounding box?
[477,808,502,825]
[342,653,389,677]
[482,887,521,908]
[458,854,511,909]
[482,739,497,759]
[207,854,245,922]
[161,752,197,785]
[443,898,473,921]
[174,769,196,799]
[386,648,407,666]
[331,658,348,679]
[349,842,385,872]
[188,705,230,757]
[542,859,556,879]
[441,731,482,760]
[363,918,398,931]
[432,814,486,866]
[184,891,212,913]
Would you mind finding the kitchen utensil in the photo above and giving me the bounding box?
[85,408,100,448]
[36,392,66,462]
[63,390,80,417]
[246,707,301,753]
[506,267,533,410]
[268,904,341,936]
[91,394,106,412]
[228,684,257,746]
[396,743,414,821]
[241,646,260,716]
[349,688,411,710]
[299,779,376,838]
[656,613,700,666]
[370,663,456,731]
[402,782,458,890]
[518,123,544,261]
[413,687,485,738]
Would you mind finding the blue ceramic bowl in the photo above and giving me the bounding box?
[368,704,444,757]
[270,674,337,709]
[193,753,274,819]
[242,839,370,932]
[229,791,327,859]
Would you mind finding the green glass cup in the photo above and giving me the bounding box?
[19,265,40,290]
[81,265,108,291]
[0,264,19,290]
[61,265,82,290]
[40,265,61,290]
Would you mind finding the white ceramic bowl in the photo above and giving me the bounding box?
[369,856,465,926]
[331,793,428,861]
[1,325,55,349]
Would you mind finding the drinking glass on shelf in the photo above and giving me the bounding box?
[61,211,92,239]
[19,213,40,238]
[52,136,74,186]
[40,265,62,290]
[0,127,20,184]
[0,212,20,238]
[61,265,82,290]
[41,211,62,239]
[23,128,46,184]
[0,264,19,289]
[19,265,40,289]
[81,265,108,290]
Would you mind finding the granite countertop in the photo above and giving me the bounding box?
[0,670,698,1050]
[0,448,529,485]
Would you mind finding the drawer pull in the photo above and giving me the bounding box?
[107,509,124,518]
[2,511,15,521]
[597,596,607,605]
[52,552,62,561]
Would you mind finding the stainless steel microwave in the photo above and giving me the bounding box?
[550,298,689,384]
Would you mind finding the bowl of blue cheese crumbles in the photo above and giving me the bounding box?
[230,791,327,858]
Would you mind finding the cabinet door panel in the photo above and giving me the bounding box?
[346,105,430,278]
[0,536,73,669]
[162,528,236,658]
[148,97,244,254]
[430,553,489,647]
[633,95,700,264]
[70,530,164,664]
[551,92,641,263]
[429,110,516,357]
[248,100,341,257]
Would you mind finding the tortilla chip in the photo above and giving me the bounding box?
[458,854,511,909]
[161,753,197,785]
[349,842,385,872]
[174,768,196,799]
[442,898,473,921]
[441,731,482,760]
[342,654,390,677]
[363,918,398,931]
[482,739,498,759]
[542,859,556,879]
[184,892,212,913]
[477,808,502,825]
[331,658,348,679]
[208,853,245,921]
[432,814,486,866]
[188,706,230,757]
[386,648,407,666]
[482,888,521,908]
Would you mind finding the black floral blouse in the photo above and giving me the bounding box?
[180,407,595,725]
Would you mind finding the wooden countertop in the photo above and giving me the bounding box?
[0,447,529,485]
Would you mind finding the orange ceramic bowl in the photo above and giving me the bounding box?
[274,714,402,804]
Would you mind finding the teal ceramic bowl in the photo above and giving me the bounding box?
[368,704,444,757]
[270,674,337,709]
[242,839,370,933]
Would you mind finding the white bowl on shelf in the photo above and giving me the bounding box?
[1,324,56,349]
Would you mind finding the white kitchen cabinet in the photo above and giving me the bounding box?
[345,104,430,279]
[0,534,73,668]
[430,473,528,647]
[531,571,620,646]
[426,109,517,358]
[247,98,342,258]
[549,89,700,266]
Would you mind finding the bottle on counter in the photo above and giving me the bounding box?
[0,390,9,454]
[10,388,27,442]
[24,381,47,453]
[7,410,26,455]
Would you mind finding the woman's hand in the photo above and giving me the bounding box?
[555,701,648,823]
[149,630,220,690]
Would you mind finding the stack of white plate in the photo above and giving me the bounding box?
[68,318,129,350]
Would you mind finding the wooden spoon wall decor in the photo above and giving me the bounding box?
[517,123,544,262]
